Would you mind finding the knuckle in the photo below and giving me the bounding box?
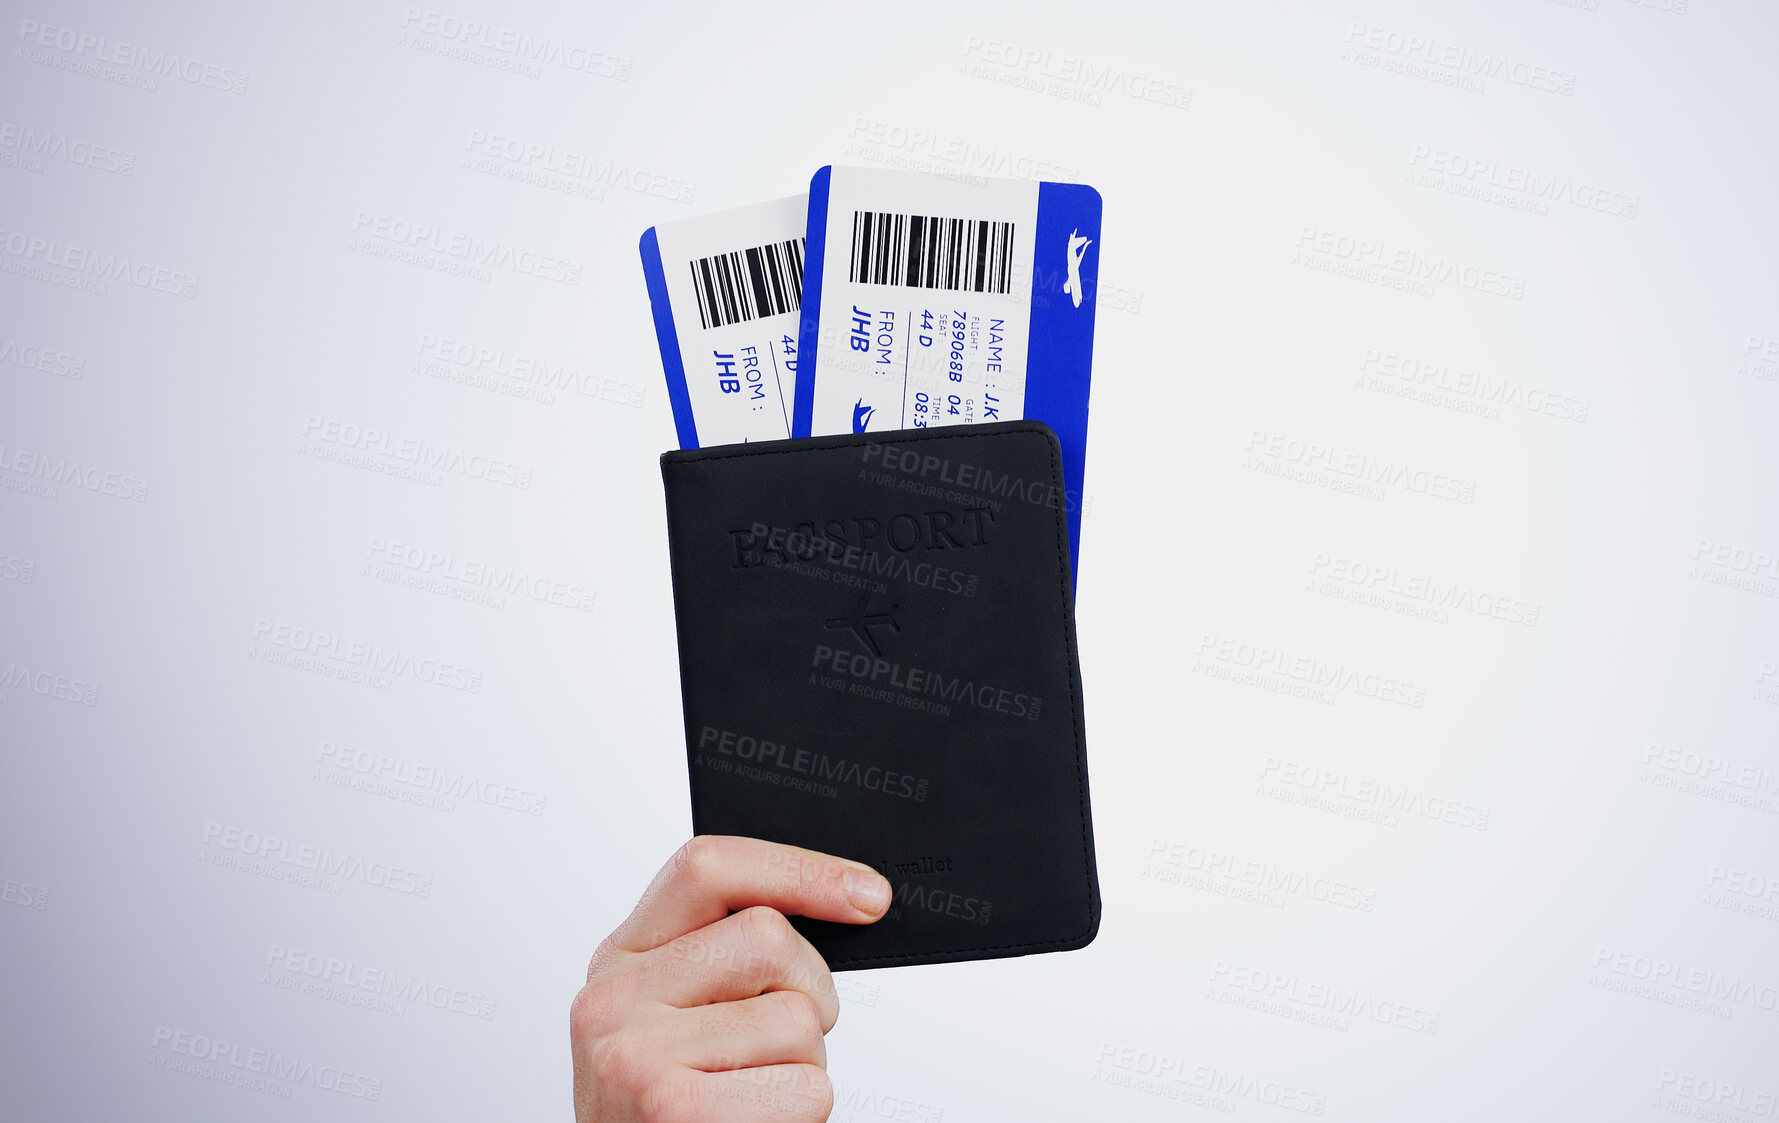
[569,973,627,1041]
[671,835,724,887]
[635,1075,699,1123]
[803,960,836,1000]
[589,1031,651,1092]
[772,988,823,1043]
[800,1066,835,1120]
[569,987,597,1043]
[584,935,622,984]
[742,904,795,959]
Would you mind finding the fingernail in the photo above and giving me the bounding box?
[844,869,891,914]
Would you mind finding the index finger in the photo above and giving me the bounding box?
[608,835,892,954]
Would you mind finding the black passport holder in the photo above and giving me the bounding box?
[659,420,1099,970]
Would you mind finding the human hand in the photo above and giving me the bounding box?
[570,835,893,1122]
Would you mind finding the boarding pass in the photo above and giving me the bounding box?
[792,164,1101,576]
[640,195,807,447]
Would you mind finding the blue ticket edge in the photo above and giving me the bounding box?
[790,166,832,441]
[793,165,1099,586]
[639,227,701,450]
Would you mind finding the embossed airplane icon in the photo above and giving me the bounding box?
[823,591,901,656]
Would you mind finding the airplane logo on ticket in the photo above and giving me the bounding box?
[1063,229,1092,309]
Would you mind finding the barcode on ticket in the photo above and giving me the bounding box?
[688,237,805,330]
[848,211,1016,294]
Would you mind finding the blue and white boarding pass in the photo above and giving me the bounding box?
[640,195,807,448]
[792,165,1100,580]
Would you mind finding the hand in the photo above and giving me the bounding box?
[571,835,893,1122]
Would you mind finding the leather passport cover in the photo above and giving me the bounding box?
[659,421,1100,969]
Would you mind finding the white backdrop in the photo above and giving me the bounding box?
[5,0,1778,1119]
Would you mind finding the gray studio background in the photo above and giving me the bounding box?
[5,0,1778,1119]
